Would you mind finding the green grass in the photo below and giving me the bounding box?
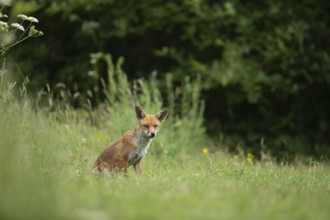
[1,20,329,219]
[0,87,329,220]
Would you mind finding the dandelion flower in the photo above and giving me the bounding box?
[11,23,25,31]
[202,148,209,155]
[247,152,254,164]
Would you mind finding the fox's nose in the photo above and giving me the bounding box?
[150,132,155,138]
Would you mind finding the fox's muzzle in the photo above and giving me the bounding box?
[144,131,156,138]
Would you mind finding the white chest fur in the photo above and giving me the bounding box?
[128,137,153,166]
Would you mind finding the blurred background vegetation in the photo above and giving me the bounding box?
[2,0,330,159]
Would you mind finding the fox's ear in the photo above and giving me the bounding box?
[135,106,146,119]
[156,109,169,122]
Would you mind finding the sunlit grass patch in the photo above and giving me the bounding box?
[1,82,330,220]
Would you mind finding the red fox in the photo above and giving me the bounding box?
[93,106,169,175]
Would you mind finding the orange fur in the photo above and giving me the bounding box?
[93,106,169,175]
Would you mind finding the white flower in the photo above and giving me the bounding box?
[11,23,25,31]
[17,14,38,23]
[0,21,9,32]
[0,12,8,18]
[0,21,9,28]
[28,16,39,23]
[17,14,29,20]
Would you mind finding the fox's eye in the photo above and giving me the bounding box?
[154,125,159,129]
[143,125,149,128]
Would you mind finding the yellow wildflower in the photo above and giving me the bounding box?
[247,152,254,164]
[202,148,209,155]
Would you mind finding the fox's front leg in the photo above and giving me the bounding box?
[123,161,129,176]
[133,162,142,175]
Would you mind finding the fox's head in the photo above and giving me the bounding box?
[135,106,169,138]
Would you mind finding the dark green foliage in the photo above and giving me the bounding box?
[7,0,330,158]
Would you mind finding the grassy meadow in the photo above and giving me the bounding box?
[1,77,330,220]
